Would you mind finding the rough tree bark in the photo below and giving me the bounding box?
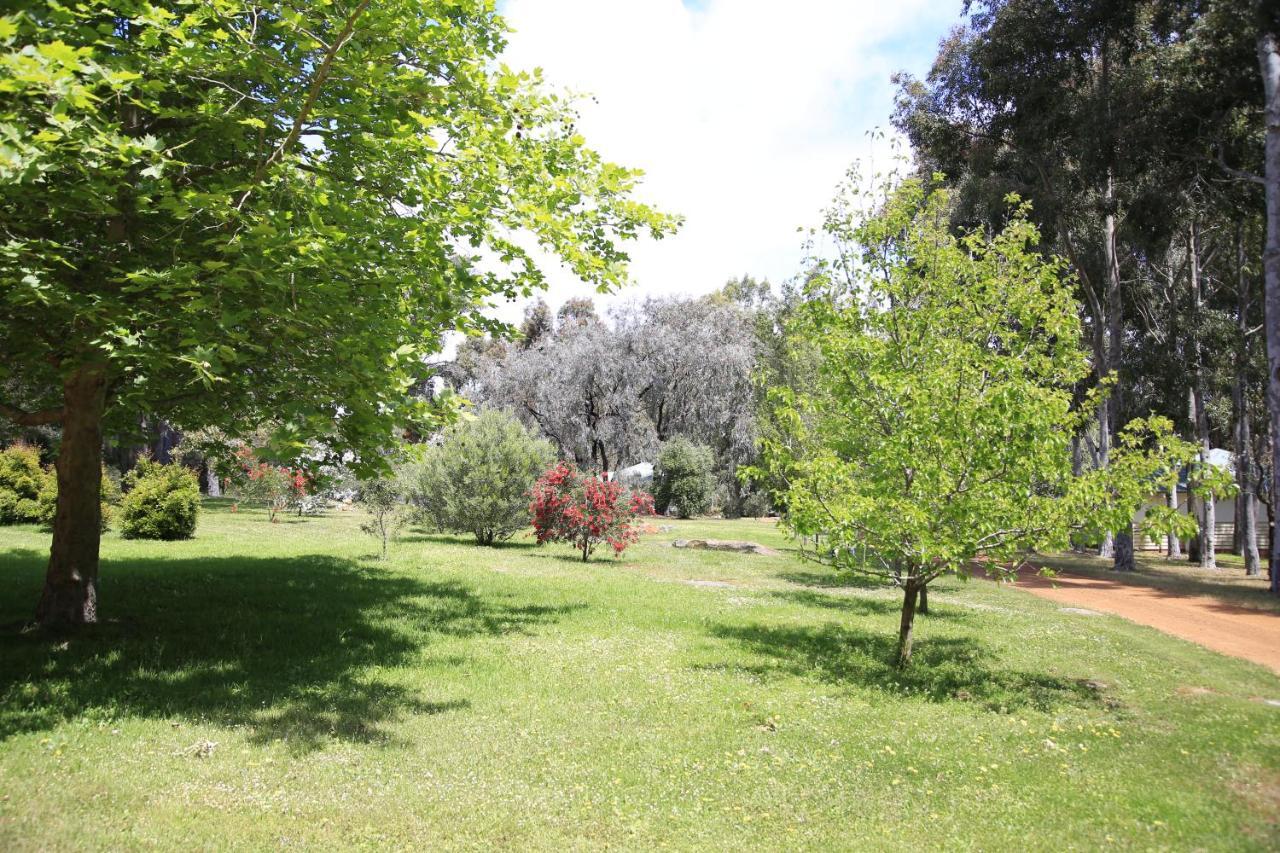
[1258,30,1280,595]
[895,576,921,668]
[35,364,108,628]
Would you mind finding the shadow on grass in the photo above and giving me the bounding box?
[398,530,541,551]
[0,547,581,751]
[776,570,886,590]
[703,621,1103,712]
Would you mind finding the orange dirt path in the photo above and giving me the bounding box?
[1003,568,1280,675]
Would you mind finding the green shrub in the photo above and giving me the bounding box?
[119,459,200,540]
[359,476,405,559]
[402,409,555,545]
[654,437,715,518]
[0,443,55,524]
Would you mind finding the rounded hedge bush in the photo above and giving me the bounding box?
[0,443,55,525]
[119,459,200,540]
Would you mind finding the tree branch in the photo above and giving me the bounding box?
[0,401,64,426]
[236,0,372,210]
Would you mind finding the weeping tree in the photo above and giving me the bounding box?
[754,176,1195,667]
[0,2,676,626]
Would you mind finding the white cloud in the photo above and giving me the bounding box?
[489,0,960,322]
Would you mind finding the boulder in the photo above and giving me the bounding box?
[671,538,778,556]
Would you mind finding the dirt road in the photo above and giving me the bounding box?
[1006,568,1280,675]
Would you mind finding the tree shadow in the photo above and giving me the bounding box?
[0,548,581,752]
[775,569,885,591]
[767,589,900,615]
[398,530,541,552]
[703,621,1104,712]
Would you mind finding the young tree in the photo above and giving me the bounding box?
[403,409,554,545]
[755,178,1194,667]
[359,478,405,561]
[0,3,676,625]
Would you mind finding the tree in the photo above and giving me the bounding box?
[359,477,404,560]
[403,409,554,545]
[529,462,653,561]
[0,3,676,625]
[460,293,761,501]
[518,300,553,350]
[474,319,655,473]
[754,178,1194,666]
[1260,21,1280,594]
[557,297,600,328]
[653,437,715,518]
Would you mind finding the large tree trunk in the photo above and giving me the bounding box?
[1113,529,1135,571]
[35,365,108,628]
[895,578,921,668]
[1258,31,1280,595]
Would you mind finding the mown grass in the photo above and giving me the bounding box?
[0,501,1278,850]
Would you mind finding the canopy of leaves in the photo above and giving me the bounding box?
[754,178,1194,581]
[0,1,677,465]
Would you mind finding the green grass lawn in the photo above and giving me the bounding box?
[1,501,1278,850]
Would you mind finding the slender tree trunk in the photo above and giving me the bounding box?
[582,541,590,562]
[1235,228,1261,575]
[35,364,108,628]
[1072,437,1088,554]
[1261,30,1280,595]
[1102,166,1123,564]
[895,578,921,668]
[917,583,929,615]
[1190,221,1217,570]
[1167,479,1182,559]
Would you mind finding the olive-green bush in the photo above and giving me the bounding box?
[119,459,200,540]
[402,409,555,545]
[654,437,716,518]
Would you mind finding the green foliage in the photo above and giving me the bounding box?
[359,477,405,559]
[0,443,117,530]
[403,409,554,545]
[0,1,677,468]
[0,443,55,524]
[753,177,1196,590]
[654,438,716,518]
[119,459,200,540]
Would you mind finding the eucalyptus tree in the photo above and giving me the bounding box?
[477,318,655,473]
[894,0,1266,572]
[0,2,676,625]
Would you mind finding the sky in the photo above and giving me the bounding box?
[489,0,964,323]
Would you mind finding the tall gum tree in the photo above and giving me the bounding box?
[0,2,678,625]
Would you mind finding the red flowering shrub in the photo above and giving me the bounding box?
[228,448,311,522]
[529,463,655,561]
